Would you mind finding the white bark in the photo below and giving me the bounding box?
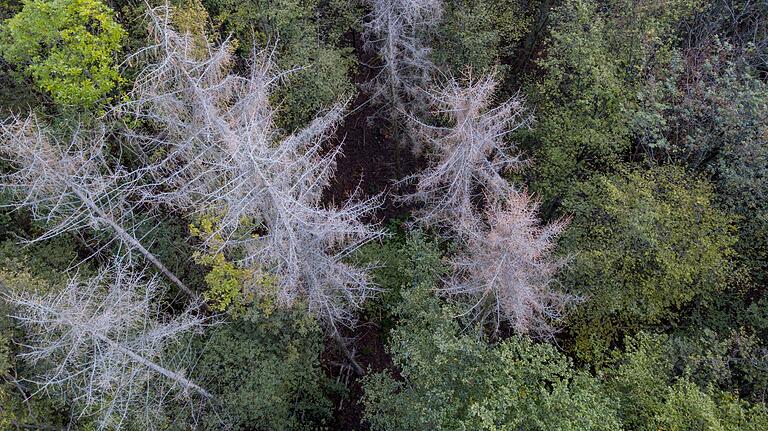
[401,72,532,236]
[121,6,383,329]
[0,116,197,301]
[362,0,443,144]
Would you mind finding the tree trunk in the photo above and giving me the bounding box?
[69,187,199,302]
[97,334,214,400]
[332,330,365,375]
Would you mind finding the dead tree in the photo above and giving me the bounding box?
[402,72,573,337]
[402,72,531,235]
[443,192,576,338]
[0,116,198,301]
[4,260,210,429]
[122,7,382,332]
[362,0,443,152]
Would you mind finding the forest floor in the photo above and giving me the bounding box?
[320,30,422,430]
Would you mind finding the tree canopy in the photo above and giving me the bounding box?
[0,0,766,429]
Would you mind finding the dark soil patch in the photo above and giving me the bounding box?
[320,30,422,430]
[322,31,424,222]
[322,319,395,431]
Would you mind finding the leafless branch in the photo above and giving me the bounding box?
[401,72,532,235]
[121,6,384,330]
[362,0,443,142]
[4,260,211,430]
[0,116,198,301]
[444,192,577,338]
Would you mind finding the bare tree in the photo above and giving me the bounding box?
[444,192,576,338]
[4,260,211,429]
[400,72,573,336]
[362,0,443,147]
[122,7,383,331]
[402,72,531,235]
[0,116,198,301]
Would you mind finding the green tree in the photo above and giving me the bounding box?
[0,0,125,108]
[432,0,534,78]
[202,0,355,130]
[362,282,621,430]
[604,333,768,431]
[635,41,768,284]
[528,0,698,205]
[559,166,739,361]
[178,307,334,430]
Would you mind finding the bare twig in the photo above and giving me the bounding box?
[0,116,198,301]
[4,260,211,430]
[401,72,532,235]
[121,6,383,330]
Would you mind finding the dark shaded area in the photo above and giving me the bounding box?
[323,320,395,431]
[322,31,423,223]
[319,30,419,431]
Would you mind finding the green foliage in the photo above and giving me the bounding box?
[604,333,768,431]
[0,0,125,108]
[0,260,85,429]
[635,41,768,283]
[353,229,447,322]
[669,327,768,404]
[560,166,739,361]
[0,0,37,114]
[189,215,275,313]
[202,0,356,130]
[0,189,88,283]
[196,251,251,311]
[664,286,768,404]
[433,0,534,77]
[315,0,362,44]
[182,307,334,430]
[529,0,698,204]
[362,281,621,430]
[273,43,354,130]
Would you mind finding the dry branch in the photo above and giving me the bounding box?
[402,72,532,235]
[4,260,210,429]
[443,192,577,338]
[0,116,198,301]
[362,0,443,143]
[401,72,575,337]
[122,6,383,330]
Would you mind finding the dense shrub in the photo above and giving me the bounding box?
[635,42,768,283]
[202,0,356,130]
[559,166,739,361]
[604,333,768,431]
[362,282,621,430]
[528,0,697,205]
[432,0,534,78]
[182,308,334,430]
[0,0,125,108]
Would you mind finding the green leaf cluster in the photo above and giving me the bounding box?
[433,0,534,78]
[0,0,125,108]
[202,0,356,130]
[560,166,739,361]
[362,236,621,430]
[529,0,699,204]
[603,333,768,431]
[177,308,334,430]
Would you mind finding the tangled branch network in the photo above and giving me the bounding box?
[122,6,383,330]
